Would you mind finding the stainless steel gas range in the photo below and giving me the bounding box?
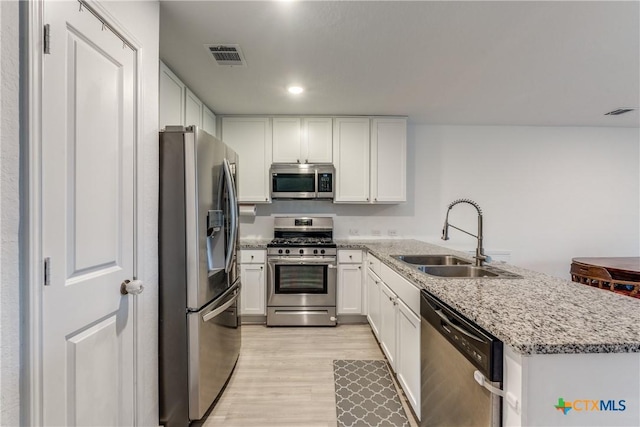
[266,217,337,326]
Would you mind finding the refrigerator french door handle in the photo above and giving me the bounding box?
[202,290,239,323]
[222,159,238,273]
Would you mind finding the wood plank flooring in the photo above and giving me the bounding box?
[200,324,419,427]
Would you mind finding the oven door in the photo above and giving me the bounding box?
[267,256,337,307]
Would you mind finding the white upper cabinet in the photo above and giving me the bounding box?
[185,88,203,128]
[272,117,333,164]
[160,61,217,136]
[272,118,302,163]
[303,118,333,163]
[221,117,272,203]
[202,105,216,137]
[159,62,185,129]
[333,117,370,203]
[371,118,407,203]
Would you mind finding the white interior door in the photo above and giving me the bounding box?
[42,1,137,425]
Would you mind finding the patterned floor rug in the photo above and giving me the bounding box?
[333,360,410,427]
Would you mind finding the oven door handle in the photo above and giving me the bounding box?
[267,258,337,265]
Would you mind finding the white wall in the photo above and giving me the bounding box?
[240,124,640,279]
[1,1,21,425]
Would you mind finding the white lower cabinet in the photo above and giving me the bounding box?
[239,250,266,316]
[366,268,381,338]
[396,299,421,420]
[379,282,398,370]
[337,250,364,315]
[337,263,363,314]
[366,253,421,420]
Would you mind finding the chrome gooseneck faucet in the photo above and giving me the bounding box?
[441,199,487,266]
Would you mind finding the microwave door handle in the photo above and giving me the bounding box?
[223,159,238,273]
[315,168,319,198]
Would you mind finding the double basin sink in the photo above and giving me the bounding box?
[392,254,522,279]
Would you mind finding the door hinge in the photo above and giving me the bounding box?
[44,24,50,54]
[44,257,51,286]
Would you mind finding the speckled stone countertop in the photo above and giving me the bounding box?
[240,238,640,355]
[239,238,273,249]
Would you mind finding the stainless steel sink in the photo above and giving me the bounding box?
[393,254,522,279]
[393,254,472,266]
[418,265,499,278]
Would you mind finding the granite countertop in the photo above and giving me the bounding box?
[240,238,640,355]
[239,238,272,249]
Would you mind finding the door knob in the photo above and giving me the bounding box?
[121,279,144,295]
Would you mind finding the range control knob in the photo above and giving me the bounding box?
[320,249,325,254]
[313,249,318,254]
[299,249,304,255]
[285,249,290,254]
[278,249,283,254]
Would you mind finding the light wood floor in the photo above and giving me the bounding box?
[200,324,419,427]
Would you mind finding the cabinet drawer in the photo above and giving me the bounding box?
[367,254,381,276]
[239,250,266,264]
[338,250,363,264]
[380,263,420,315]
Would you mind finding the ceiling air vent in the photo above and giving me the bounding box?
[206,44,246,67]
[604,108,635,116]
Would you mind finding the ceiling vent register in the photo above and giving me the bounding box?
[206,44,246,67]
[604,108,635,116]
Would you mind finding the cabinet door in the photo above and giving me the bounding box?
[240,264,266,316]
[366,270,381,339]
[272,117,302,163]
[337,264,363,315]
[380,282,398,370]
[303,117,332,163]
[159,62,185,128]
[185,88,203,128]
[202,105,216,137]
[333,117,370,203]
[221,117,272,203]
[371,118,406,203]
[397,299,421,419]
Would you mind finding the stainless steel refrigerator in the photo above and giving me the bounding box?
[159,126,241,427]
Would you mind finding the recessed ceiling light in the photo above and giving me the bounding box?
[287,86,304,95]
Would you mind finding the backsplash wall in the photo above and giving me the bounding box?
[239,124,640,279]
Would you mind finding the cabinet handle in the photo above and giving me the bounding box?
[250,255,254,259]
[358,266,361,269]
[375,198,378,201]
[305,159,308,163]
[265,198,268,201]
[260,266,263,270]
[349,255,353,259]
[389,296,393,302]
[296,159,300,163]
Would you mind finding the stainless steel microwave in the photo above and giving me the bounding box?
[270,164,334,200]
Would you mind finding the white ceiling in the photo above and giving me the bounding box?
[159,1,640,126]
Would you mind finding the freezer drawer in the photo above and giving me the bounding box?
[187,283,241,421]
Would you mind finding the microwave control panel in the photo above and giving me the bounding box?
[318,173,333,192]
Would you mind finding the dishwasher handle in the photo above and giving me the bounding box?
[433,308,484,343]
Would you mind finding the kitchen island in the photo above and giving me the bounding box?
[240,238,640,426]
[338,239,640,427]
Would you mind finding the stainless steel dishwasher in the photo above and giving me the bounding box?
[420,290,503,427]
